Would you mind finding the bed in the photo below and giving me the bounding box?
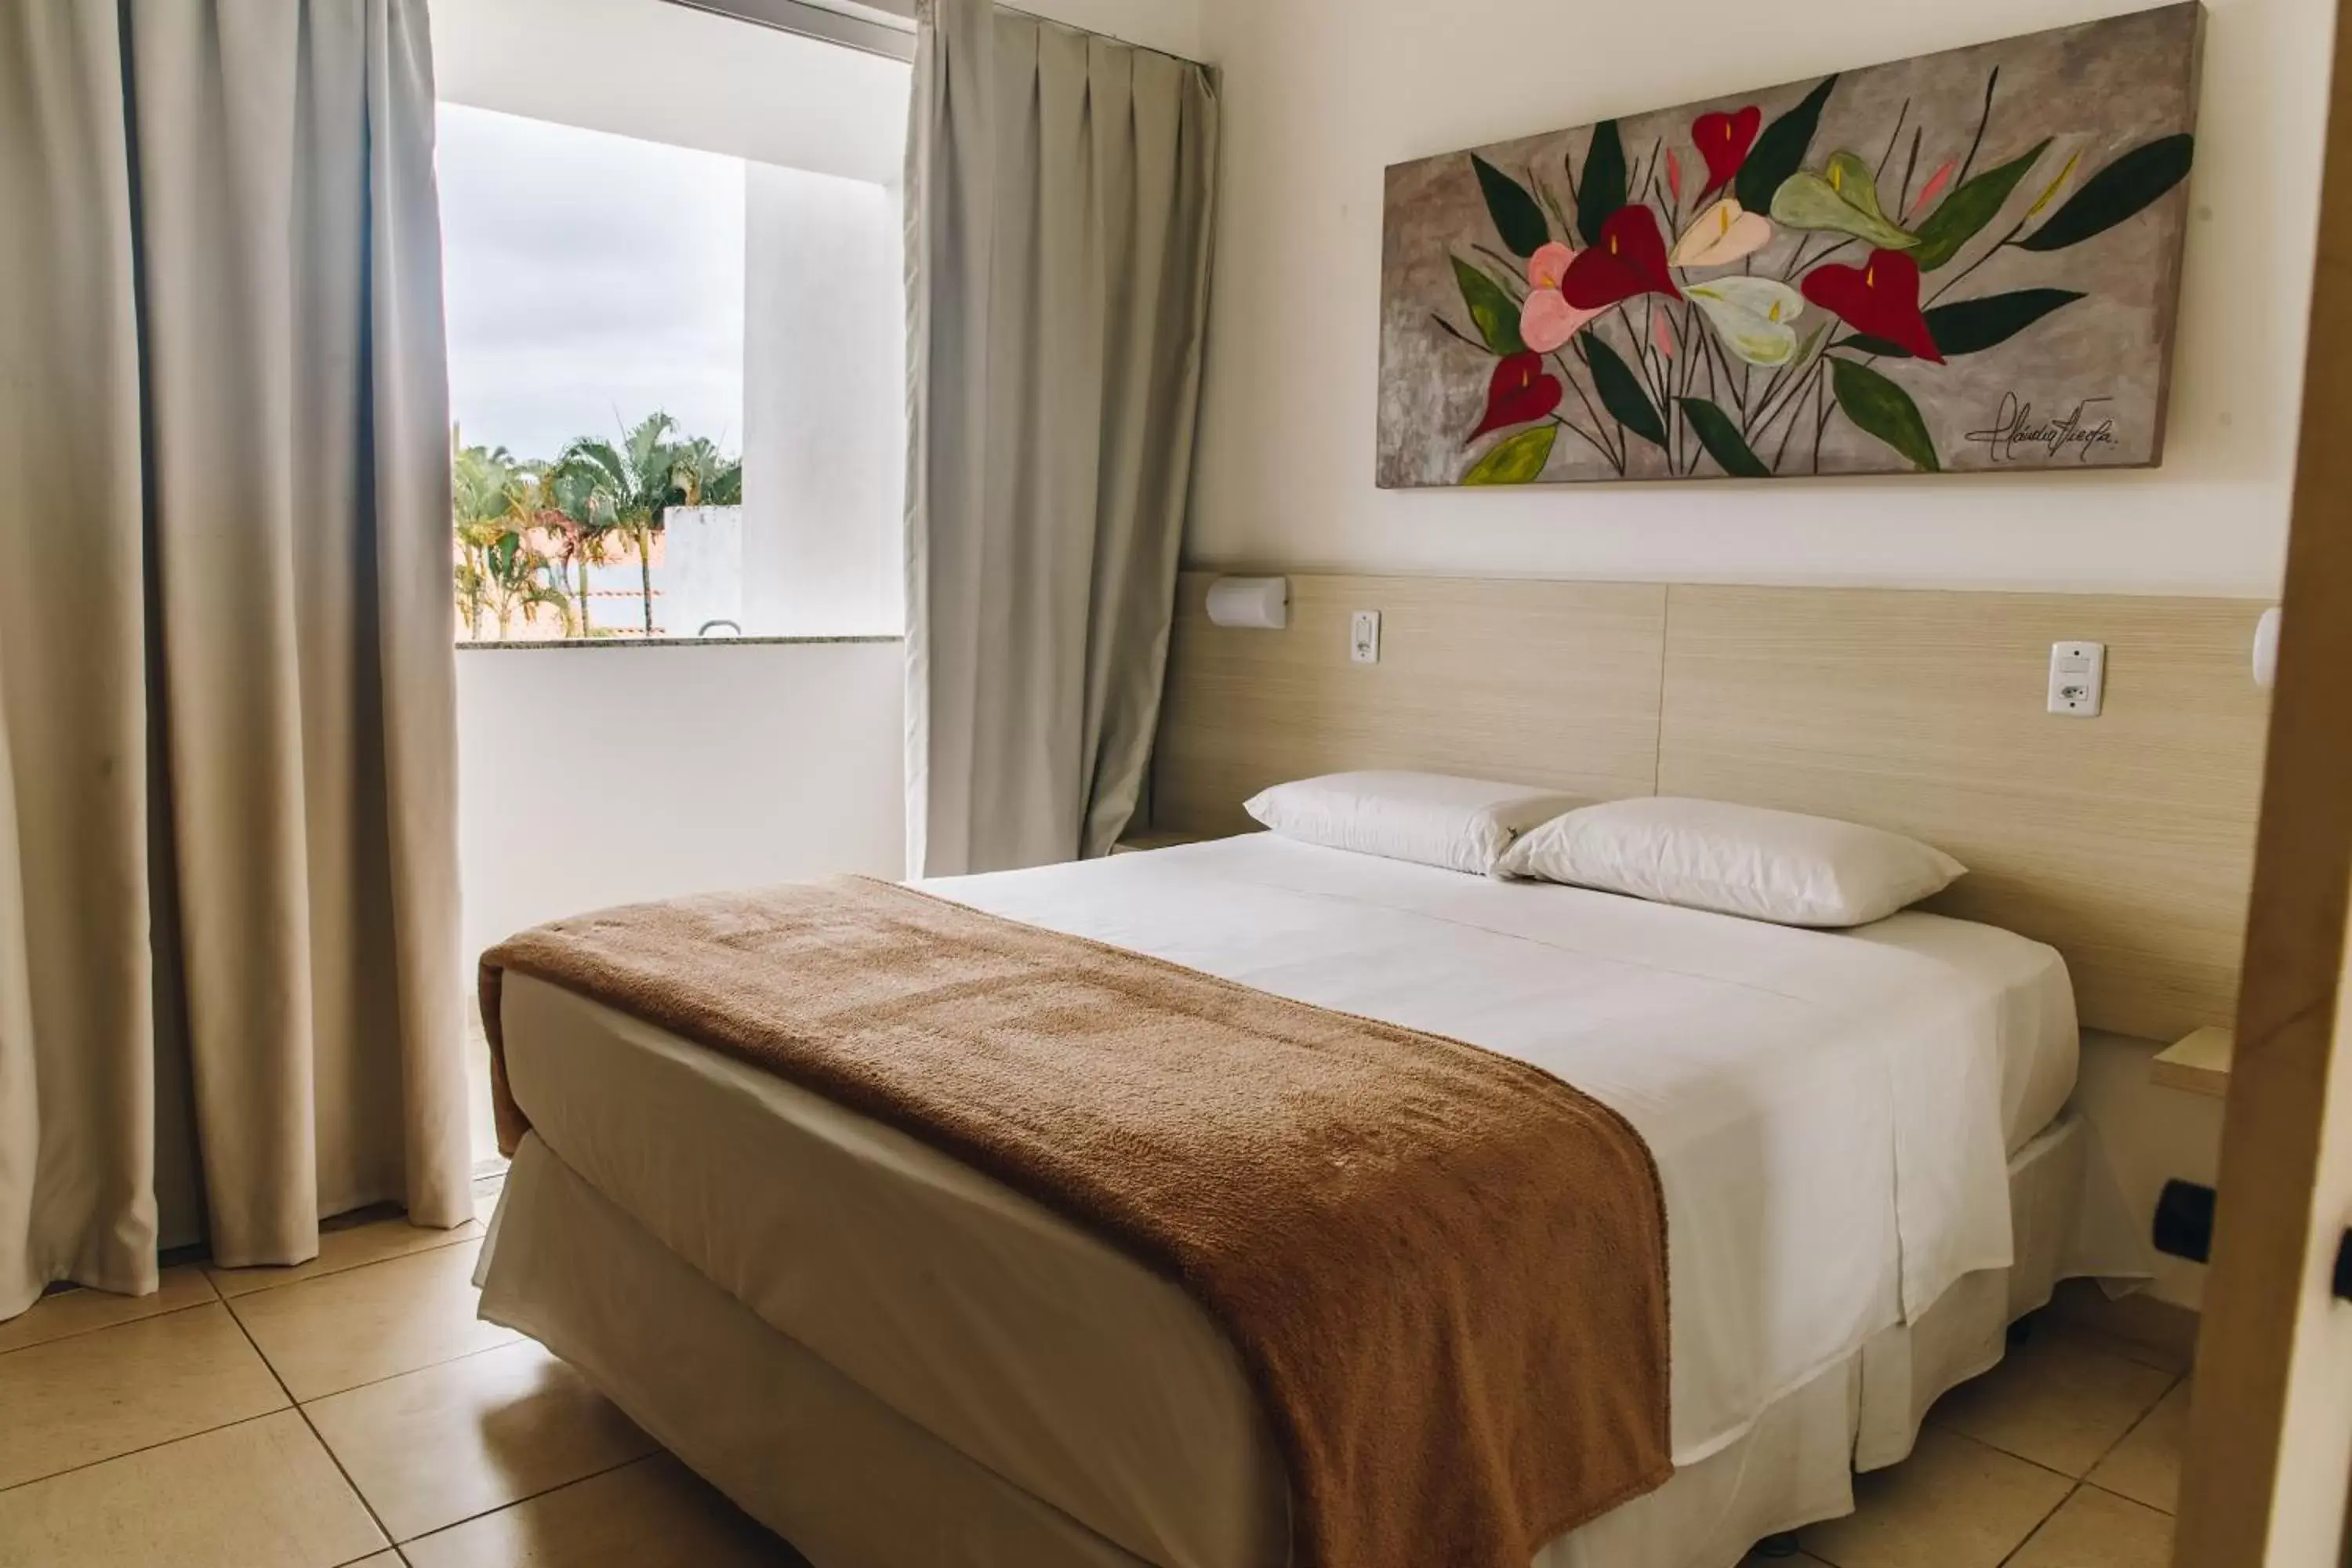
[473,832,2147,1568]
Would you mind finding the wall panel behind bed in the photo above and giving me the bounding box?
[1155,572,2270,1041]
[1659,587,2270,1043]
[1155,572,1668,834]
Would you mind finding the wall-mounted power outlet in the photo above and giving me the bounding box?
[1350,610,1381,665]
[2047,641,2106,717]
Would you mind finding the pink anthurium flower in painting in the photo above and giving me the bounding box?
[1668,198,1773,268]
[1562,206,1682,309]
[1666,148,1685,203]
[1801,249,1944,362]
[1910,158,1956,218]
[1692,105,1762,197]
[1467,351,1564,443]
[1526,241,1576,292]
[1519,287,1603,354]
[1651,310,1676,361]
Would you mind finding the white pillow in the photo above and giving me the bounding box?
[1495,796,1965,927]
[1243,771,1582,875]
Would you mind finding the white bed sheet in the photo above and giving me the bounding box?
[922,833,2078,1461]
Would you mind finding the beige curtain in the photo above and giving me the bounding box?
[904,0,1220,877]
[0,0,472,1316]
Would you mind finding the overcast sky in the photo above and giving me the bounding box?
[437,103,746,464]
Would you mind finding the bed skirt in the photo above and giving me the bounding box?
[474,1109,2145,1568]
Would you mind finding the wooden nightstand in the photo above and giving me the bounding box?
[2152,1025,2234,1098]
[1111,827,1214,855]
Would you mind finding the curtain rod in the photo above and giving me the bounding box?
[661,0,1210,68]
[661,0,916,62]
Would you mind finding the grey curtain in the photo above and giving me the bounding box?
[0,0,472,1316]
[904,0,1219,877]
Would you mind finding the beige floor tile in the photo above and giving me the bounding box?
[1927,1326,2176,1477]
[0,1410,384,1568]
[207,1210,483,1299]
[2088,1381,2189,1513]
[306,1338,658,1541]
[0,1265,219,1356]
[0,1302,288,1490]
[2043,1281,2198,1375]
[2007,1484,2174,1568]
[400,1453,808,1568]
[227,1239,518,1402]
[1801,1427,2072,1568]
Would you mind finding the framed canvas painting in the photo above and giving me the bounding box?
[1375,3,2203,486]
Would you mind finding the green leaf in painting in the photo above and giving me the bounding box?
[1842,288,2085,359]
[1472,154,1551,258]
[1461,423,1559,485]
[1583,332,1668,451]
[1450,255,1525,354]
[1830,357,1940,472]
[1926,288,2083,356]
[1907,138,2051,270]
[1734,75,1837,218]
[1577,121,1628,248]
[1679,397,1773,477]
[2017,133,2194,252]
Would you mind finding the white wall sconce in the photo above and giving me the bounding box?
[1205,575,1289,630]
[2253,606,2282,689]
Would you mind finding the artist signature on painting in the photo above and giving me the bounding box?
[1963,394,2122,463]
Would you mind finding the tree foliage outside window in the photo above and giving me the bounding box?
[452,412,742,642]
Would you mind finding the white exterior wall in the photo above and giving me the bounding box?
[660,504,747,637]
[742,164,908,637]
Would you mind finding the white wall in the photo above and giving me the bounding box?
[454,641,906,970]
[1021,0,1206,59]
[744,165,908,635]
[430,0,910,183]
[1187,0,2328,594]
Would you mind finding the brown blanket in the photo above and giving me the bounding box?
[481,876,1671,1568]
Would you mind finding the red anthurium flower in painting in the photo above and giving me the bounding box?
[1692,106,1762,197]
[1468,351,1563,443]
[1561,207,1682,309]
[1801,249,1944,362]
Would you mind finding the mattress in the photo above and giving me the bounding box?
[475,1113,2127,1568]
[493,834,2080,1568]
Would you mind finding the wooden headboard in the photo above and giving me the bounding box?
[1153,571,2271,1041]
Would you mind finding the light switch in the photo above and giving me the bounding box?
[2047,641,2105,717]
[1350,610,1381,665]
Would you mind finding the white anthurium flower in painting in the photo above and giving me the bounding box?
[1686,277,1806,365]
[1668,198,1773,269]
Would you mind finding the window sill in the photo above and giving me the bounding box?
[454,634,902,652]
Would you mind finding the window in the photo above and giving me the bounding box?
[434,2,910,643]
[444,106,748,642]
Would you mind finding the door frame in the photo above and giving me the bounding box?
[2172,1,2352,1556]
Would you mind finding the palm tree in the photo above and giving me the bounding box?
[521,456,615,638]
[452,434,579,641]
[452,436,522,641]
[478,528,572,638]
[672,435,743,507]
[557,412,740,637]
